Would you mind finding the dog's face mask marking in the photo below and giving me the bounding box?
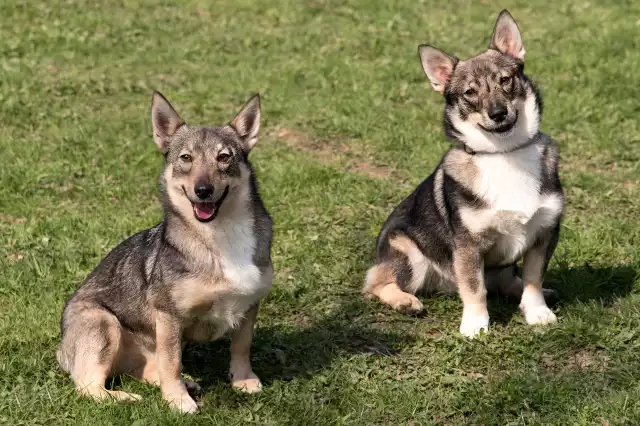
[447,51,524,134]
[419,10,540,153]
[151,92,261,222]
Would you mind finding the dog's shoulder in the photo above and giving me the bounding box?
[82,223,163,288]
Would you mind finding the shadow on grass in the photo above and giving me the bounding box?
[184,261,637,389]
[183,298,414,391]
[451,366,640,424]
[488,263,638,325]
[547,263,637,304]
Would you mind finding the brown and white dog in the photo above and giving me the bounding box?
[363,10,563,337]
[57,92,272,412]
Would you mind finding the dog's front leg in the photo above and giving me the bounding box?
[454,243,489,338]
[520,228,558,326]
[155,312,198,414]
[229,303,262,393]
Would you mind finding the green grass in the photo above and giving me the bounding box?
[1,0,639,424]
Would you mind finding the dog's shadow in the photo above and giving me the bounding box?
[489,262,638,325]
[183,298,413,391]
[183,263,637,389]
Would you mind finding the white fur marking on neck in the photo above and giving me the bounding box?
[473,144,542,217]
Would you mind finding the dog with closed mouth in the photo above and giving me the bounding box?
[363,10,563,337]
[57,92,272,413]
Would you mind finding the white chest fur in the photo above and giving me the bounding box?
[460,144,563,265]
[474,144,543,217]
[176,215,271,341]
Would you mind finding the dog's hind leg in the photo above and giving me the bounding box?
[363,262,424,314]
[363,233,440,314]
[485,264,523,300]
[58,301,142,403]
[485,263,555,301]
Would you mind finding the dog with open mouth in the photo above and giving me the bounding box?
[363,10,564,337]
[57,92,273,413]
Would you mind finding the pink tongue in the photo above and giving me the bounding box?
[194,203,215,220]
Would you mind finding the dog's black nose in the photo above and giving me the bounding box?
[488,103,508,122]
[194,183,214,200]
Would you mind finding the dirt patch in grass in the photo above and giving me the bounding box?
[273,127,393,179]
[541,349,611,373]
[0,213,26,224]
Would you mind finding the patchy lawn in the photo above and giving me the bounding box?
[1,0,638,424]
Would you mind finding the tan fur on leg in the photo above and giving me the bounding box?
[363,264,423,313]
[521,243,557,325]
[156,312,198,414]
[59,304,145,403]
[230,304,262,393]
[453,245,489,338]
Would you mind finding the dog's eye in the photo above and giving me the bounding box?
[217,153,231,162]
[180,154,192,162]
[464,88,476,96]
[501,76,512,85]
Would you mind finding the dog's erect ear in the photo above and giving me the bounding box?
[151,91,184,153]
[229,94,261,153]
[418,45,458,94]
[489,10,525,60]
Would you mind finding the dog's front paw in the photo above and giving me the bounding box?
[165,393,199,414]
[163,385,199,414]
[230,362,263,394]
[459,311,490,338]
[231,371,262,394]
[522,304,557,326]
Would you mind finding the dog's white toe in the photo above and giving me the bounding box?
[523,305,557,325]
[167,394,199,414]
[459,313,490,338]
[164,387,199,414]
[232,376,263,393]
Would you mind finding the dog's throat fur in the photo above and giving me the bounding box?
[456,131,542,156]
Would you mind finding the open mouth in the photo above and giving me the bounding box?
[186,185,229,223]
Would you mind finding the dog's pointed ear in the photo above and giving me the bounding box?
[151,91,184,153]
[229,94,261,153]
[418,45,458,94]
[489,10,525,60]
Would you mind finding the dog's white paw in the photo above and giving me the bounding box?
[232,373,262,394]
[522,304,557,326]
[230,364,263,394]
[459,312,490,338]
[163,386,199,414]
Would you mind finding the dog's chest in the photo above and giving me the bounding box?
[474,146,543,216]
[463,146,563,264]
[178,218,271,341]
